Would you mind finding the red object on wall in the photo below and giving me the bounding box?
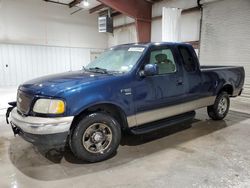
[98,0,152,43]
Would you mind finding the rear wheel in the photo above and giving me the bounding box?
[207,92,230,120]
[69,112,121,162]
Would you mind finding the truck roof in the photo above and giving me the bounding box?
[112,42,193,49]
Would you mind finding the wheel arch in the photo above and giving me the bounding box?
[70,102,129,132]
[218,84,234,96]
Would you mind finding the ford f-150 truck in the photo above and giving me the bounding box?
[6,42,244,162]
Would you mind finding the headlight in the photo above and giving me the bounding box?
[33,99,65,114]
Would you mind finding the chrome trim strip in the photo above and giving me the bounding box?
[127,115,137,127]
[127,96,216,128]
[10,108,74,135]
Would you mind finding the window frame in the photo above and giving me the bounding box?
[145,46,178,76]
[178,46,198,73]
[86,46,145,74]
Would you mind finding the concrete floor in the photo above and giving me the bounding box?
[0,87,17,115]
[0,88,250,188]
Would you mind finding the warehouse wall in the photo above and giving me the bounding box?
[151,0,200,42]
[108,0,201,47]
[151,10,201,42]
[0,0,107,86]
[0,0,107,48]
[199,0,250,97]
[108,15,137,47]
[0,43,103,86]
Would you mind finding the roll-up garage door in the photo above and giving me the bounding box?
[199,0,250,98]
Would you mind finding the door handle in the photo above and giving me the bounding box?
[177,78,183,85]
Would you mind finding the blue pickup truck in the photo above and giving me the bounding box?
[7,42,244,162]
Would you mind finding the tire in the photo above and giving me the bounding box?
[207,92,230,120]
[69,112,121,162]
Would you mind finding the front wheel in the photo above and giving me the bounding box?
[207,92,230,120]
[69,112,121,162]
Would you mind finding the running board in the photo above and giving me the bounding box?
[130,111,195,135]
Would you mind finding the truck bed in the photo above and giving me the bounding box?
[200,65,245,97]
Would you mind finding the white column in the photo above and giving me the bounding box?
[162,7,182,42]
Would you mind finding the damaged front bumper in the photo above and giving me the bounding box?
[6,106,74,146]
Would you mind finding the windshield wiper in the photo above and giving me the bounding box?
[88,67,108,74]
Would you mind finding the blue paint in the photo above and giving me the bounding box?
[18,42,245,123]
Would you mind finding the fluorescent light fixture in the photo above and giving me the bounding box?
[81,0,89,7]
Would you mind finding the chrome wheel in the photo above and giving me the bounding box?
[218,97,228,115]
[82,123,112,154]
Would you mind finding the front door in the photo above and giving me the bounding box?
[132,45,186,126]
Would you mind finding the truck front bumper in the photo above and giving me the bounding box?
[9,108,74,146]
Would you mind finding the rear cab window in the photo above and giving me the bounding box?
[178,46,197,72]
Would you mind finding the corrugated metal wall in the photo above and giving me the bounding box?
[200,0,250,97]
[0,44,102,86]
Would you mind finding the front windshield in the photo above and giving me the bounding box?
[86,46,145,73]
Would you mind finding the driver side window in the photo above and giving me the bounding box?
[149,48,176,74]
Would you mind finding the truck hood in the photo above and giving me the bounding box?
[19,70,113,96]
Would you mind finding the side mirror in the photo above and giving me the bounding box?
[140,64,159,77]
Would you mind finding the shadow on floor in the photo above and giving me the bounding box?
[8,110,250,181]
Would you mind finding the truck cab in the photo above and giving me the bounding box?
[131,43,205,127]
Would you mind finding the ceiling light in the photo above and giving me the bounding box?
[81,0,89,7]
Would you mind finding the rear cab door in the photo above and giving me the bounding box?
[177,45,204,100]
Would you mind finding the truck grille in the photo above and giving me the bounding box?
[17,90,33,115]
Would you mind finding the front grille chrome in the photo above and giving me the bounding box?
[17,90,33,115]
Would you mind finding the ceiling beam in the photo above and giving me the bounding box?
[182,6,200,14]
[113,6,201,31]
[146,0,163,3]
[152,6,201,21]
[89,4,107,14]
[111,11,121,17]
[43,0,69,6]
[69,0,82,8]
[98,0,152,43]
[98,0,152,21]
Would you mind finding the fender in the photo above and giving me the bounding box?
[74,100,129,117]
[215,83,234,96]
